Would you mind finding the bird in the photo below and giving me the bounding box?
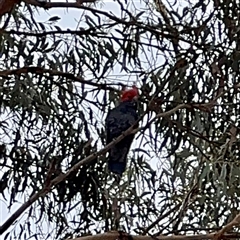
[105,85,139,177]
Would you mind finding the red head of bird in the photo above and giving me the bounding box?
[121,85,138,102]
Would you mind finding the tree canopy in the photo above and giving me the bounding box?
[1,0,240,239]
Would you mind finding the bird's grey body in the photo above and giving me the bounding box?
[106,101,138,176]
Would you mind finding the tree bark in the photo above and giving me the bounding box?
[70,231,240,240]
[0,0,20,16]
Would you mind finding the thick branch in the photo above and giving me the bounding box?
[70,231,240,240]
[0,0,20,16]
[214,213,240,239]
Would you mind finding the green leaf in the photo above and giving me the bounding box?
[48,16,61,22]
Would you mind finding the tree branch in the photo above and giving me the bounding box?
[214,213,240,240]
[21,1,219,51]
[0,28,99,37]
[70,231,240,240]
[0,66,116,91]
[141,204,181,235]
[0,0,20,16]
[23,0,96,7]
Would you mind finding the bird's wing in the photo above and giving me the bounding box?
[106,105,137,144]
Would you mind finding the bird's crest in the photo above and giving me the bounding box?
[121,85,138,102]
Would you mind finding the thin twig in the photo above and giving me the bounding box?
[141,204,181,235]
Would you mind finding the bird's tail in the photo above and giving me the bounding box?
[108,161,126,176]
[108,145,128,176]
